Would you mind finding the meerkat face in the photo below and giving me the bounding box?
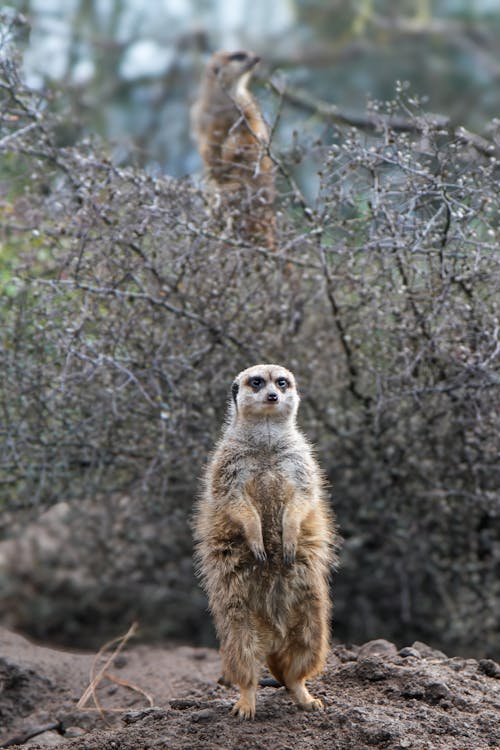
[208,50,260,94]
[231,364,299,422]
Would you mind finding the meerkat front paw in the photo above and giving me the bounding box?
[250,543,267,563]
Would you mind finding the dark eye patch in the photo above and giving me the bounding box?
[229,51,248,62]
[276,377,289,389]
[231,381,239,405]
[248,376,264,390]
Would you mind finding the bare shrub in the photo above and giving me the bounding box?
[1,21,499,654]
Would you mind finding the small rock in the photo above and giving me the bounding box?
[190,708,214,722]
[355,657,390,681]
[123,707,165,724]
[402,683,425,700]
[358,639,398,660]
[170,698,198,710]
[63,726,86,738]
[425,680,450,702]
[259,676,282,688]
[398,647,421,659]
[411,641,447,659]
[478,659,500,678]
[25,730,63,747]
[361,724,396,745]
[192,650,208,661]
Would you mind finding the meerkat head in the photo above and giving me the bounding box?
[230,364,299,424]
[207,50,260,96]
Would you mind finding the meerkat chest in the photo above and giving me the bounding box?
[245,449,291,483]
[248,448,310,490]
[243,451,301,514]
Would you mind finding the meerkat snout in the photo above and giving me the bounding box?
[266,392,278,402]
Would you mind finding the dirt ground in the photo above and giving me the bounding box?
[0,626,499,750]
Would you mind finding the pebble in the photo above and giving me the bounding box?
[64,727,86,738]
[478,659,500,678]
[190,708,213,722]
[25,731,63,747]
[425,680,450,702]
[411,641,447,659]
[358,639,398,660]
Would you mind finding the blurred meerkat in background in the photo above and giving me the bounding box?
[191,50,276,249]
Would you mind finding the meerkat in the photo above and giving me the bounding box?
[193,364,337,719]
[191,50,276,248]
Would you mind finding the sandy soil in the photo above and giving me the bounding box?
[0,627,499,750]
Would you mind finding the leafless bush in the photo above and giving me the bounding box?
[1,21,499,654]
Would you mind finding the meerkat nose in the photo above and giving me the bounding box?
[266,392,278,402]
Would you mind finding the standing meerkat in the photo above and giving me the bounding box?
[191,50,276,248]
[194,364,337,719]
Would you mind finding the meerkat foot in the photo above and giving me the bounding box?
[231,690,256,720]
[299,696,324,711]
[288,680,324,711]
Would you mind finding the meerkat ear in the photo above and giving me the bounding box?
[231,381,239,407]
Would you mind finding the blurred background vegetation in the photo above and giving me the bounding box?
[0,1,499,658]
[10,0,500,175]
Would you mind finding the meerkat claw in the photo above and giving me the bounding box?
[252,546,267,563]
[231,699,255,720]
[283,544,296,566]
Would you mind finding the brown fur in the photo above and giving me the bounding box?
[194,364,337,719]
[191,50,276,249]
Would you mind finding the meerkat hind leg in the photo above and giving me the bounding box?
[272,636,325,710]
[286,678,323,711]
[222,621,262,719]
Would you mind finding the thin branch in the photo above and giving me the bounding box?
[0,723,62,748]
[77,621,138,714]
[35,278,258,359]
[316,236,372,408]
[269,80,496,157]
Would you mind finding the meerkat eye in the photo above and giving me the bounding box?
[276,377,289,389]
[229,52,247,62]
[249,376,264,390]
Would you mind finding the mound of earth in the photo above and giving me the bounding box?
[0,627,499,750]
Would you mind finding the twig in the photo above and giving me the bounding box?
[269,80,496,157]
[0,121,39,149]
[77,621,139,721]
[0,722,61,748]
[104,671,155,708]
[35,278,258,359]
